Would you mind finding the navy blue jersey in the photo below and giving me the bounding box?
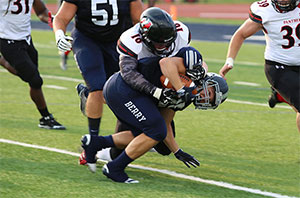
[65,0,134,42]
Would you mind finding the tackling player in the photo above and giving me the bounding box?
[219,0,300,132]
[80,8,228,183]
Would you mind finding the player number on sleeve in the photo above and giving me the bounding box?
[91,0,119,26]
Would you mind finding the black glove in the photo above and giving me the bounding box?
[156,88,178,108]
[174,149,200,168]
[171,86,196,111]
[186,62,207,84]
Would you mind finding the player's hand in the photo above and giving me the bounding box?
[55,29,73,52]
[154,88,178,107]
[219,64,232,80]
[186,62,207,83]
[174,86,197,110]
[219,58,234,80]
[48,11,54,28]
[174,149,200,168]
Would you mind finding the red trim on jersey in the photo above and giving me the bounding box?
[249,10,262,24]
[298,3,300,8]
[117,40,137,58]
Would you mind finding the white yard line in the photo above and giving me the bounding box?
[0,138,297,198]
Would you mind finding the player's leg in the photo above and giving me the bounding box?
[0,38,65,129]
[72,29,106,136]
[265,61,300,132]
[0,54,17,75]
[100,73,167,183]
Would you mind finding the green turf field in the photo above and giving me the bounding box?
[0,30,299,198]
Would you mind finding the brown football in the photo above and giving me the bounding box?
[160,74,198,95]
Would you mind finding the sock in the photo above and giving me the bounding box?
[92,135,115,150]
[108,151,133,171]
[276,93,288,103]
[88,117,101,135]
[38,107,50,117]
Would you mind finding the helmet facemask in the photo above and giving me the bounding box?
[271,0,299,12]
[193,73,228,110]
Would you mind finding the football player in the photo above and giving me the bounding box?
[80,8,229,183]
[0,0,65,130]
[219,0,300,132]
[53,0,143,162]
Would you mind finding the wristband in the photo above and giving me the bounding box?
[225,57,234,67]
[153,88,162,100]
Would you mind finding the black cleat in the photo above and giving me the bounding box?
[268,87,281,108]
[76,83,88,116]
[38,114,66,130]
[102,163,139,183]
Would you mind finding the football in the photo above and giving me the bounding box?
[160,74,198,95]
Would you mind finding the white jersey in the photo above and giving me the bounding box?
[117,21,190,60]
[0,0,34,41]
[250,0,300,66]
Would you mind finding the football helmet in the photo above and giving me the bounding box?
[271,0,300,12]
[139,7,177,57]
[194,73,228,110]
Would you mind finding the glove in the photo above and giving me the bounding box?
[48,11,54,28]
[171,86,197,111]
[154,88,178,108]
[174,149,200,168]
[186,62,207,83]
[55,29,73,52]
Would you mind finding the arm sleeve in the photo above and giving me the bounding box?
[119,55,158,96]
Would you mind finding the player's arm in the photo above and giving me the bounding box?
[130,0,143,25]
[53,1,77,33]
[219,18,262,79]
[160,108,200,168]
[53,1,76,52]
[159,57,186,91]
[119,54,158,96]
[33,0,50,24]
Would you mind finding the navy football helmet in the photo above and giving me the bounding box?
[194,73,228,110]
[139,7,177,57]
[271,0,300,12]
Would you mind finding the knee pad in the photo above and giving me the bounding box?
[29,73,43,89]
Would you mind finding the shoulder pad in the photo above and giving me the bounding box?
[117,24,142,58]
[174,21,191,45]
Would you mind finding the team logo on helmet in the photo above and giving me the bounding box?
[140,18,153,34]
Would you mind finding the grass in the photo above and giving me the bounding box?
[0,29,299,198]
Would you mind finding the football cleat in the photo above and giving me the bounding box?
[79,150,87,165]
[38,114,66,130]
[81,134,97,172]
[76,83,88,116]
[268,87,281,108]
[102,164,139,183]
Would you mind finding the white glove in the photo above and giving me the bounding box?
[55,29,73,52]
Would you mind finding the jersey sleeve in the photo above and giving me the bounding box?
[249,1,263,24]
[119,55,157,96]
[117,25,142,58]
[175,21,191,45]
